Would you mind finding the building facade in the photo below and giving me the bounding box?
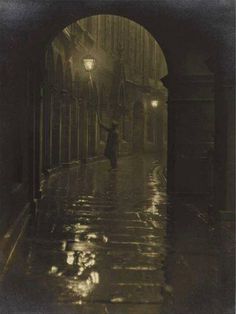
[42,15,168,175]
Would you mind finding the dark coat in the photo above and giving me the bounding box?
[104,128,119,159]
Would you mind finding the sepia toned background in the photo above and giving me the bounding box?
[0,1,234,313]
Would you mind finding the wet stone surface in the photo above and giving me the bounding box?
[0,156,233,314]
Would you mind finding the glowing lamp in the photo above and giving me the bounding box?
[151,100,159,108]
[83,55,96,72]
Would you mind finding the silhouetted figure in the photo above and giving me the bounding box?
[99,118,119,169]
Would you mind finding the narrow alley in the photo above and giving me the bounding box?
[1,156,227,314]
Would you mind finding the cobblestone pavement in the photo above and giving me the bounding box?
[0,156,233,314]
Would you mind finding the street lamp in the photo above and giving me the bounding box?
[82,54,96,72]
[151,99,159,108]
[82,54,99,114]
[82,54,96,88]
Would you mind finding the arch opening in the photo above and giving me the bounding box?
[42,14,168,172]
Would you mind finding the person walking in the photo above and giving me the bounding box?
[98,117,119,170]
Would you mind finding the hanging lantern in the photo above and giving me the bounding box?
[82,54,96,72]
[151,99,159,108]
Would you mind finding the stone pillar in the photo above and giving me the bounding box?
[225,80,235,214]
[163,73,215,195]
[79,99,88,163]
[162,75,176,194]
[132,101,145,153]
[211,31,235,312]
[48,88,54,168]
[213,61,235,214]
[27,51,45,203]
[70,96,78,161]
[42,84,54,171]
[68,94,72,163]
[162,103,168,167]
[52,89,61,167]
[155,103,164,159]
[61,90,72,164]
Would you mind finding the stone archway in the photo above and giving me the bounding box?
[0,1,233,214]
[41,12,216,197]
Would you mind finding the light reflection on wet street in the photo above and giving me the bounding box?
[0,156,232,314]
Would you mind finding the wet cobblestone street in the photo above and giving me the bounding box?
[0,156,233,314]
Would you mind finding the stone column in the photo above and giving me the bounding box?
[213,60,235,215]
[70,96,78,161]
[155,103,164,159]
[225,80,235,214]
[27,51,45,203]
[61,90,72,164]
[132,100,145,153]
[211,30,235,311]
[162,103,168,168]
[79,99,88,163]
[48,88,54,168]
[52,89,62,167]
[68,93,72,163]
[42,84,54,171]
[163,73,215,195]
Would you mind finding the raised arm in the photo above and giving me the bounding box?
[99,122,110,132]
[98,115,110,131]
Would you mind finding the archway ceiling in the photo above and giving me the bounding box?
[0,0,234,62]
